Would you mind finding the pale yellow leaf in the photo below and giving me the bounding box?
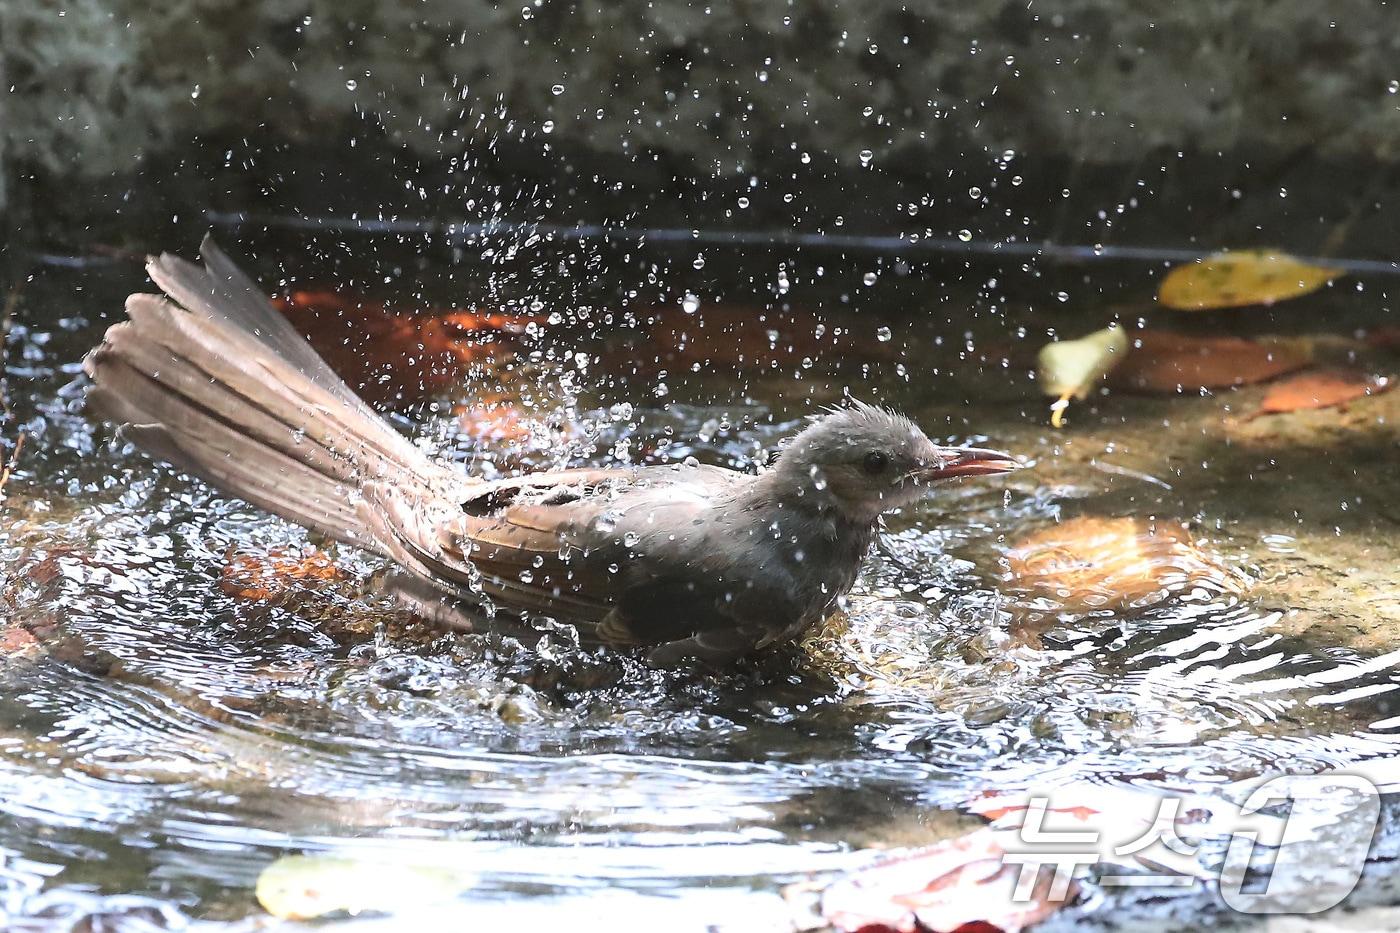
[1037,326,1128,426]
[256,855,472,920]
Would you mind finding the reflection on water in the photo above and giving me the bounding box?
[3,255,1399,928]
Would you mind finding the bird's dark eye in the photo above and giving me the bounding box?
[862,451,890,475]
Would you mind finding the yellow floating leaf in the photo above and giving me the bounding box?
[1036,326,1128,427]
[1158,250,1342,311]
[256,855,472,920]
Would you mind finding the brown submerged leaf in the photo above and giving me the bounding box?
[1108,331,1312,394]
[1251,368,1394,417]
[220,548,345,604]
[1005,517,1246,611]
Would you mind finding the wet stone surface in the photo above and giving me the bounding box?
[2,245,1400,929]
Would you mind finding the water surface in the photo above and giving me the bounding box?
[3,241,1399,928]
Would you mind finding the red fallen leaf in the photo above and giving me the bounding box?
[821,828,1074,933]
[272,291,541,405]
[220,547,345,603]
[1251,368,1393,416]
[967,785,1214,881]
[972,796,1098,824]
[1108,331,1311,394]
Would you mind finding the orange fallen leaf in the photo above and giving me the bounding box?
[1109,331,1312,394]
[1005,517,1246,611]
[273,291,541,405]
[0,622,41,658]
[454,402,535,444]
[1251,369,1393,417]
[821,828,1074,933]
[220,548,345,603]
[610,304,894,374]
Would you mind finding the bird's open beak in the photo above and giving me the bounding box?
[916,446,1022,481]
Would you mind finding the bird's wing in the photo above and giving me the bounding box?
[360,467,621,621]
[364,463,791,661]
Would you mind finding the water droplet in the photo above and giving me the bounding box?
[1056,291,1070,303]
[737,196,750,208]
[345,79,358,91]
[681,293,701,314]
[190,84,201,100]
[1011,175,1024,186]
[596,511,620,533]
[862,271,878,286]
[518,570,534,583]
[858,149,874,166]
[692,255,706,270]
[551,84,565,95]
[623,531,641,548]
[1390,80,1399,94]
[957,229,973,242]
[541,120,555,134]
[968,186,982,199]
[876,326,893,342]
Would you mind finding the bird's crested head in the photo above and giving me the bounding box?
[770,401,1019,523]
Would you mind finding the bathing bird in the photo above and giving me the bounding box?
[84,237,1019,663]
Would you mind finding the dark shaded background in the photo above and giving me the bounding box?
[4,0,1400,271]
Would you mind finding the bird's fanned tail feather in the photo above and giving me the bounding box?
[83,236,464,557]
